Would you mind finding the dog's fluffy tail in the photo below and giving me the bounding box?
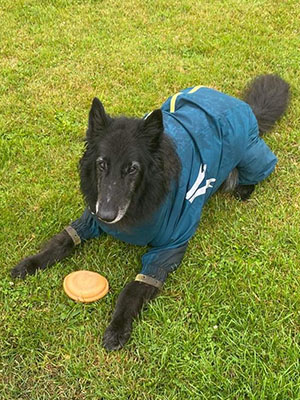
[243,74,290,134]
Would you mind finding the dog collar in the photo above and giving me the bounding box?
[135,274,163,289]
[64,225,81,246]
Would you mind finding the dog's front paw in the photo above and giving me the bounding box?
[103,320,132,351]
[11,256,41,279]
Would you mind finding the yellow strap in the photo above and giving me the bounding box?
[188,85,205,94]
[170,86,206,113]
[170,92,182,113]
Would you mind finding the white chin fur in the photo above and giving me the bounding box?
[96,199,100,214]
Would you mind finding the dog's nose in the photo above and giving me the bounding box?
[97,208,118,223]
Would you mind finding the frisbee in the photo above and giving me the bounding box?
[63,270,109,303]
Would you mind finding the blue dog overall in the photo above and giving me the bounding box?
[65,87,277,287]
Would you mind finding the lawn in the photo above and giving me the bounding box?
[0,0,299,399]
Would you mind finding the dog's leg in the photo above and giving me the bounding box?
[221,168,239,193]
[103,281,159,351]
[11,230,75,279]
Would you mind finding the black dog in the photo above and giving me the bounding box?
[11,75,289,350]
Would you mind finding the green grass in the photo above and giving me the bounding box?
[0,0,299,398]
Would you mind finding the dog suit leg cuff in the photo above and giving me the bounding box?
[69,209,103,242]
[135,274,164,289]
[64,225,81,246]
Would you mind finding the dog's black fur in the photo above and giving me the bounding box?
[11,74,290,350]
[80,104,181,229]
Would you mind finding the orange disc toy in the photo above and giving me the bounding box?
[63,270,109,303]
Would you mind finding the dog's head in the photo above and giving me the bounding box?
[79,98,164,224]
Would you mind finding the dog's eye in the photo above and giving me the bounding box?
[128,163,139,175]
[97,160,107,171]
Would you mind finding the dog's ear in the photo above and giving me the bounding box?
[87,97,108,138]
[140,109,164,151]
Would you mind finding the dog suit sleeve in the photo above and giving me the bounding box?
[65,208,103,245]
[237,131,278,186]
[136,243,188,286]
